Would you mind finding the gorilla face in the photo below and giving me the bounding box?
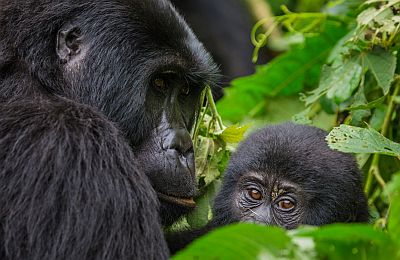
[50,0,218,223]
[60,1,217,221]
[234,172,306,229]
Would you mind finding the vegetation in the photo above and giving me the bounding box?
[173,0,400,259]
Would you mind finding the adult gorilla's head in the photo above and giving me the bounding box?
[0,0,218,225]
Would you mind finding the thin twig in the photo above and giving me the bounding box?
[205,86,224,131]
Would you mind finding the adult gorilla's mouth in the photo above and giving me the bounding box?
[157,192,196,208]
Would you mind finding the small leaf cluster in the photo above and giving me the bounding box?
[185,87,249,229]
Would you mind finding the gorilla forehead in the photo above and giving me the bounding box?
[1,0,216,81]
[227,123,359,189]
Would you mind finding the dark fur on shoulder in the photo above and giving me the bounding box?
[0,99,168,259]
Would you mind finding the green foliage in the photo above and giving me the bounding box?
[386,173,400,242]
[174,222,400,259]
[327,125,400,156]
[363,48,397,94]
[185,87,249,230]
[181,0,400,258]
[217,21,347,123]
[173,224,294,260]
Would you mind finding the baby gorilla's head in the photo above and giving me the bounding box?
[212,123,369,229]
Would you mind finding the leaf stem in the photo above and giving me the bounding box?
[365,78,400,195]
[192,87,208,149]
[206,86,225,131]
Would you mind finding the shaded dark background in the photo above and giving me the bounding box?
[171,0,256,88]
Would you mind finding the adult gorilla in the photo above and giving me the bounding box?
[0,0,218,259]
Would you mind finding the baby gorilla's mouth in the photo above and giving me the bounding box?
[157,192,196,208]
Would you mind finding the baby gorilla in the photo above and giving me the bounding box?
[167,123,369,253]
[212,122,369,228]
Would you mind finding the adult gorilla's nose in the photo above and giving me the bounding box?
[162,128,193,157]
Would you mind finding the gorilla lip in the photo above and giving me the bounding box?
[157,192,196,208]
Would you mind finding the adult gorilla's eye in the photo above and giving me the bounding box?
[153,78,167,92]
[181,84,190,95]
[248,189,262,200]
[278,200,294,210]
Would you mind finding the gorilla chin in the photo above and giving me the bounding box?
[137,146,197,223]
[154,149,197,225]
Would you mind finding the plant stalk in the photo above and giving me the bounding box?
[365,79,400,195]
[206,86,224,131]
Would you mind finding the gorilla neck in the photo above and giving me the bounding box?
[0,68,44,101]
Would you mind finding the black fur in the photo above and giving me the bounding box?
[167,123,369,253]
[0,99,167,259]
[0,0,218,259]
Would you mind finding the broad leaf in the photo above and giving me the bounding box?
[302,60,362,105]
[187,180,221,229]
[218,124,250,143]
[327,125,400,156]
[295,224,399,260]
[364,48,396,94]
[173,224,293,260]
[385,173,400,243]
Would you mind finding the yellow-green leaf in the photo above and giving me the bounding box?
[219,124,251,143]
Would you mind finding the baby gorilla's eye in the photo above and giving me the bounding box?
[248,189,262,200]
[153,78,167,92]
[278,200,295,210]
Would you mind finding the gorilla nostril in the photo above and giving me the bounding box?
[163,128,193,155]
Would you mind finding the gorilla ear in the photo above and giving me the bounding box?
[56,24,83,63]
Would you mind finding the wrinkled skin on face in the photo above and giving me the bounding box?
[133,74,205,224]
[234,172,306,229]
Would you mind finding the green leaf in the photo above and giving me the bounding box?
[295,224,399,260]
[357,7,382,26]
[326,60,363,103]
[347,84,371,126]
[327,29,357,64]
[293,106,313,125]
[385,173,400,242]
[369,105,387,130]
[187,180,221,229]
[327,124,400,156]
[348,96,386,110]
[364,48,397,94]
[302,60,362,105]
[218,124,250,143]
[195,136,215,178]
[357,5,394,27]
[172,224,294,260]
